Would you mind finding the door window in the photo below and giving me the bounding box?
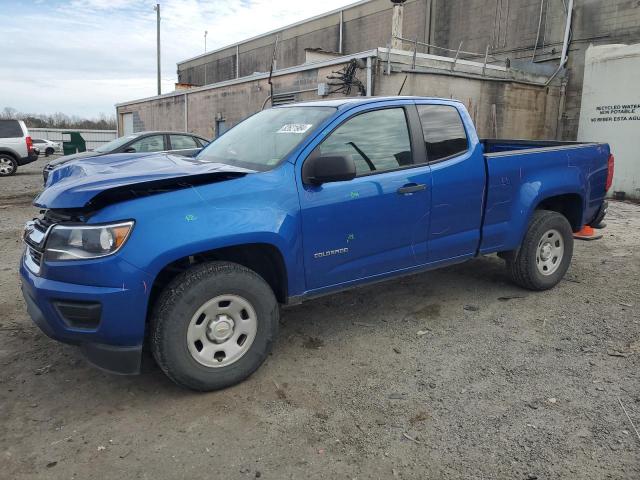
[128,135,165,153]
[318,108,412,176]
[416,105,468,162]
[169,135,198,150]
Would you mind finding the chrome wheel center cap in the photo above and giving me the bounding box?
[207,315,235,342]
[540,243,552,261]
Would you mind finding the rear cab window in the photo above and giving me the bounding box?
[416,105,468,162]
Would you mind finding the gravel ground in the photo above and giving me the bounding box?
[1,161,639,479]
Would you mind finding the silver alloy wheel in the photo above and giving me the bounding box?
[186,294,258,368]
[0,158,15,175]
[536,228,564,276]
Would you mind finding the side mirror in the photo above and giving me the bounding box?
[302,152,356,185]
[124,147,137,153]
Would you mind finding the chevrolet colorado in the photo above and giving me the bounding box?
[21,97,614,391]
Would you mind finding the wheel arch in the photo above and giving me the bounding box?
[148,242,289,314]
[0,148,19,161]
[534,192,584,231]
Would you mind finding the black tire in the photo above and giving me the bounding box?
[591,200,608,229]
[0,154,18,177]
[506,210,574,291]
[151,261,279,391]
[45,147,55,156]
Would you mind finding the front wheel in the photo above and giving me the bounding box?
[506,210,574,290]
[151,261,279,391]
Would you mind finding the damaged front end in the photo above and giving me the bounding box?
[38,152,254,210]
[21,152,255,374]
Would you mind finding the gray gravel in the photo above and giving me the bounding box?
[1,161,639,479]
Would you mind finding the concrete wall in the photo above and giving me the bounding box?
[375,66,559,139]
[119,61,367,139]
[177,0,640,140]
[430,0,640,140]
[178,0,427,86]
[119,50,557,143]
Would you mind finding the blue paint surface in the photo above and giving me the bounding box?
[21,97,610,361]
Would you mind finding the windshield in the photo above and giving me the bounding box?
[197,106,335,171]
[94,134,140,153]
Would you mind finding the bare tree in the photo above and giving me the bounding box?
[1,107,18,120]
[1,106,116,129]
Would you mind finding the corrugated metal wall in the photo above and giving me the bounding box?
[28,128,117,150]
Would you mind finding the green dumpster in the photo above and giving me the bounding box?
[62,132,87,155]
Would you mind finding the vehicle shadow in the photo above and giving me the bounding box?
[21,254,515,398]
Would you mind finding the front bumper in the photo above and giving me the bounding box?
[20,253,152,375]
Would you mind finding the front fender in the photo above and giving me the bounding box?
[90,163,305,298]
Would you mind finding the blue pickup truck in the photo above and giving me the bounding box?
[21,97,614,391]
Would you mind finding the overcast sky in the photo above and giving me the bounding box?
[0,0,355,118]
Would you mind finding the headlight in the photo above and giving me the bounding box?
[44,221,134,261]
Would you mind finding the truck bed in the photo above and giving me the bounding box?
[479,139,611,255]
[481,138,597,155]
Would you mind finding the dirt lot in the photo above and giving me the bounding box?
[1,161,639,479]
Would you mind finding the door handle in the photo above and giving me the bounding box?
[397,183,427,195]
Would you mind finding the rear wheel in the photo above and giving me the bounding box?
[0,154,17,176]
[506,210,573,290]
[45,147,55,156]
[151,261,279,391]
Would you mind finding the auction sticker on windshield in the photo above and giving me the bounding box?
[277,124,312,134]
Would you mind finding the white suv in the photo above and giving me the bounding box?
[0,119,38,176]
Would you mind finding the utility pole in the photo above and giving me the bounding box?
[204,30,208,53]
[154,4,161,95]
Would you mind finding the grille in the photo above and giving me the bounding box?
[24,210,77,271]
[28,246,43,266]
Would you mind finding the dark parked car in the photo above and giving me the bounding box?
[42,131,210,183]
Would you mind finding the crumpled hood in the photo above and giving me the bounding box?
[35,152,255,210]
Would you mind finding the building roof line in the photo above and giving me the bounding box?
[116,49,379,108]
[176,0,375,66]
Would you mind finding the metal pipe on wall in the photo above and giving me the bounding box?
[366,56,373,96]
[339,10,344,54]
[184,93,188,132]
[531,0,545,62]
[560,0,573,66]
[391,1,406,50]
[545,0,573,86]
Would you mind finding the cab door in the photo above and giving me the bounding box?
[414,102,485,262]
[297,104,432,291]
